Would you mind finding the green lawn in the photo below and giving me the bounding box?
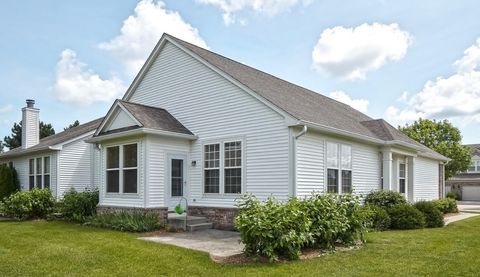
[1,218,479,277]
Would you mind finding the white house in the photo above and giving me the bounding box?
[1,34,449,230]
[0,100,102,199]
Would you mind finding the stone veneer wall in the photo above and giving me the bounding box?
[188,206,238,230]
[96,206,168,226]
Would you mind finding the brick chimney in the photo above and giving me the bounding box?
[21,99,40,149]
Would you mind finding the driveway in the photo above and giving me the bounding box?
[140,229,243,260]
[458,201,480,212]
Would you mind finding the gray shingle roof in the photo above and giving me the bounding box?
[0,117,103,159]
[466,144,480,156]
[167,35,447,160]
[96,100,193,136]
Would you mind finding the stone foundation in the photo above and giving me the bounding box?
[96,206,168,226]
[188,206,238,230]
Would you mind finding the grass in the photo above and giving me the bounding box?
[1,218,480,276]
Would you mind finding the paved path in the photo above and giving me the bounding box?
[444,212,480,225]
[140,229,243,260]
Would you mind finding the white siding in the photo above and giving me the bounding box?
[21,108,39,149]
[414,157,440,201]
[295,131,381,197]
[58,137,96,197]
[127,41,290,207]
[104,109,137,131]
[12,157,29,191]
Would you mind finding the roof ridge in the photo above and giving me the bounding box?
[37,117,104,144]
[119,99,167,111]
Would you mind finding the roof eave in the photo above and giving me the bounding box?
[85,127,197,143]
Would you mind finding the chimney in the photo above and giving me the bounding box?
[21,99,40,149]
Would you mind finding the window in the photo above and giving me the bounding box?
[171,159,184,197]
[467,160,480,173]
[106,144,138,194]
[204,144,220,193]
[224,141,242,194]
[326,142,352,194]
[399,163,406,194]
[28,156,50,190]
[203,140,242,194]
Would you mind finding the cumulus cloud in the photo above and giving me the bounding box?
[0,104,14,114]
[99,0,208,76]
[329,90,369,114]
[53,49,126,106]
[312,23,412,80]
[385,38,480,126]
[197,0,311,25]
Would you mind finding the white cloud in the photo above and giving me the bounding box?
[197,0,312,25]
[0,104,13,114]
[397,91,409,102]
[99,0,208,76]
[385,38,480,126]
[312,23,412,80]
[53,49,126,106]
[329,90,369,114]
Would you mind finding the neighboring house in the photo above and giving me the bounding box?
[81,33,449,229]
[446,144,480,201]
[0,100,103,199]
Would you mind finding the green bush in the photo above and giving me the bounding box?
[433,198,458,214]
[0,188,55,219]
[86,211,161,232]
[362,204,391,231]
[234,193,367,261]
[365,190,407,208]
[60,188,99,222]
[446,191,461,200]
[387,204,425,230]
[414,201,444,228]
[0,164,20,200]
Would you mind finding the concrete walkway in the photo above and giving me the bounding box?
[140,229,243,260]
[444,212,480,225]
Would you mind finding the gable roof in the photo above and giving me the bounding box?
[0,117,103,159]
[466,144,480,156]
[95,100,193,138]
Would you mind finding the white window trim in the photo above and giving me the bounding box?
[398,162,406,194]
[105,143,139,195]
[202,138,245,196]
[325,141,353,194]
[28,155,51,190]
[467,160,480,173]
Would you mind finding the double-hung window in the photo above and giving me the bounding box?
[326,142,352,194]
[467,160,480,173]
[106,143,138,194]
[28,156,51,190]
[204,140,242,194]
[399,163,406,194]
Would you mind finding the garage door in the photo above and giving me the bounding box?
[462,186,480,201]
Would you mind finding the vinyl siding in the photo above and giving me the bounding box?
[22,108,39,148]
[295,131,381,197]
[414,157,440,201]
[58,137,96,196]
[127,41,290,207]
[104,108,137,131]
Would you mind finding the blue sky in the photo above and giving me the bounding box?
[0,0,479,144]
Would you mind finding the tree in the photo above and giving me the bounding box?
[3,121,56,150]
[64,120,80,131]
[0,140,4,153]
[0,164,20,199]
[399,118,471,179]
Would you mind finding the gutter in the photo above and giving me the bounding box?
[295,125,308,139]
[85,128,198,143]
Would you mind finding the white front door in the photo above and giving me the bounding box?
[168,154,187,211]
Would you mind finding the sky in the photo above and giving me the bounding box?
[0,0,479,145]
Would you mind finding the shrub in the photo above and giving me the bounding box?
[433,198,458,214]
[60,188,99,222]
[0,188,55,219]
[414,201,444,228]
[362,204,391,231]
[0,164,20,200]
[446,191,461,200]
[86,211,161,232]
[365,190,407,209]
[336,194,368,245]
[387,204,425,230]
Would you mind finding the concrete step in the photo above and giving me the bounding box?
[168,215,210,231]
[187,222,213,232]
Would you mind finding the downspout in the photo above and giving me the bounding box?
[291,125,308,197]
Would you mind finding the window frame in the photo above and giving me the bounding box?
[105,142,139,195]
[28,155,51,190]
[467,159,480,173]
[202,138,244,196]
[398,162,406,194]
[325,141,353,194]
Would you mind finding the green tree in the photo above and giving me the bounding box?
[399,118,471,179]
[64,120,80,131]
[0,164,20,199]
[0,140,4,153]
[3,121,56,150]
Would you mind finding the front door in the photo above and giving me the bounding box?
[168,155,187,211]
